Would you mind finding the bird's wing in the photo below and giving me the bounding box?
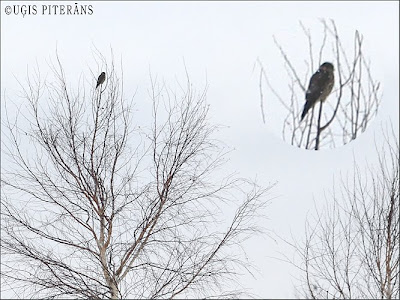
[96,73,105,88]
[305,70,331,103]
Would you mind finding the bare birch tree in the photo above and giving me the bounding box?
[257,19,381,150]
[286,123,399,299]
[1,53,274,299]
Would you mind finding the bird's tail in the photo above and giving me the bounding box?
[300,101,312,121]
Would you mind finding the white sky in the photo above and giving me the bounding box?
[1,1,399,298]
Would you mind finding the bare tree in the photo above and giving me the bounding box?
[257,19,381,150]
[286,123,399,299]
[1,52,274,299]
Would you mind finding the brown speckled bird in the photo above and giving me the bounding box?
[96,72,106,89]
[301,62,334,121]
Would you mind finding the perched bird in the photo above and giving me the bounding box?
[301,62,334,121]
[96,72,106,89]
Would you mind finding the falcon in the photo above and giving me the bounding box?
[301,62,334,121]
[96,72,106,89]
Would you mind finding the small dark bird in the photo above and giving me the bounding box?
[301,62,334,121]
[96,72,106,89]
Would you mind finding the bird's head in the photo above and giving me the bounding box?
[101,72,105,76]
[320,62,334,72]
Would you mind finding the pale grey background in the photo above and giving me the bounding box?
[1,1,399,298]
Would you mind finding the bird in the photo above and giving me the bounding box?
[96,72,106,89]
[301,62,334,121]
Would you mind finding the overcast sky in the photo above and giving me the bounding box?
[1,1,399,298]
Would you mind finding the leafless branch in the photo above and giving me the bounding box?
[1,51,275,299]
[257,19,381,150]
